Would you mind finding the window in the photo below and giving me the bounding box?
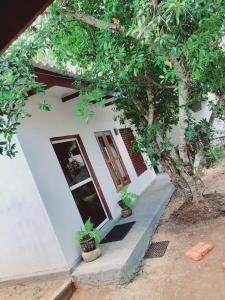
[95,131,130,191]
[119,128,147,176]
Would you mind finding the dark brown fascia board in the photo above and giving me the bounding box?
[62,91,80,102]
[105,100,114,107]
[27,67,79,97]
[34,67,78,89]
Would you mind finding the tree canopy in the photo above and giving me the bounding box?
[0,0,225,201]
[0,37,45,157]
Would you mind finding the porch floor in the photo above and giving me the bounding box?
[72,174,175,287]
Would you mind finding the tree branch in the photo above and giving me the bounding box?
[142,76,176,89]
[209,93,225,128]
[152,0,158,16]
[176,63,190,164]
[146,87,155,126]
[63,2,159,34]
[144,77,156,126]
[132,97,147,119]
[130,79,156,126]
[151,79,176,89]
[64,10,125,33]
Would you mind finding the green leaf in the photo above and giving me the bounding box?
[75,218,101,245]
[37,101,53,111]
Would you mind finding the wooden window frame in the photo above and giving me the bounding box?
[50,134,112,219]
[95,131,130,191]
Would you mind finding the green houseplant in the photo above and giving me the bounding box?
[75,219,101,262]
[118,186,139,218]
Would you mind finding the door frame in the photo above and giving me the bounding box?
[50,134,112,221]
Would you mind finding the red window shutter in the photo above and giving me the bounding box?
[119,128,147,176]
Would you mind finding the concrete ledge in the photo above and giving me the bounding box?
[51,279,75,300]
[72,174,175,286]
[0,270,70,288]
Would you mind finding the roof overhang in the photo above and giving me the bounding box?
[27,67,78,97]
[30,67,114,106]
[0,0,54,54]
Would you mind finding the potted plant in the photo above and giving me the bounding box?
[118,185,139,218]
[75,218,101,263]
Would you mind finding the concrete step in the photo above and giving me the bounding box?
[51,279,75,300]
[72,174,175,287]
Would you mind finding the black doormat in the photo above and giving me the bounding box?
[144,241,169,258]
[100,221,135,244]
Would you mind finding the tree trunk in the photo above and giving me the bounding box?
[159,153,204,203]
[177,66,189,165]
[160,157,193,201]
[173,63,204,203]
[180,171,204,203]
[152,134,204,203]
[133,71,205,203]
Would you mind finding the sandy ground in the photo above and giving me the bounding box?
[71,160,225,300]
[0,277,69,300]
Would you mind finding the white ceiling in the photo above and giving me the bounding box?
[45,86,77,98]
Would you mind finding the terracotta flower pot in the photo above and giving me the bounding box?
[121,207,132,218]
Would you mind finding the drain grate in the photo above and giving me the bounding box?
[145,241,169,258]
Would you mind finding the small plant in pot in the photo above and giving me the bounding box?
[118,185,139,218]
[75,218,101,263]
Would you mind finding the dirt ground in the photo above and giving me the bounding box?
[0,277,69,300]
[71,160,225,300]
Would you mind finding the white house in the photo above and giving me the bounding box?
[1,65,223,283]
[0,67,157,282]
[1,0,224,285]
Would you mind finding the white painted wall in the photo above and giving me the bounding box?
[17,86,156,269]
[195,94,225,142]
[170,93,221,145]
[0,137,67,282]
